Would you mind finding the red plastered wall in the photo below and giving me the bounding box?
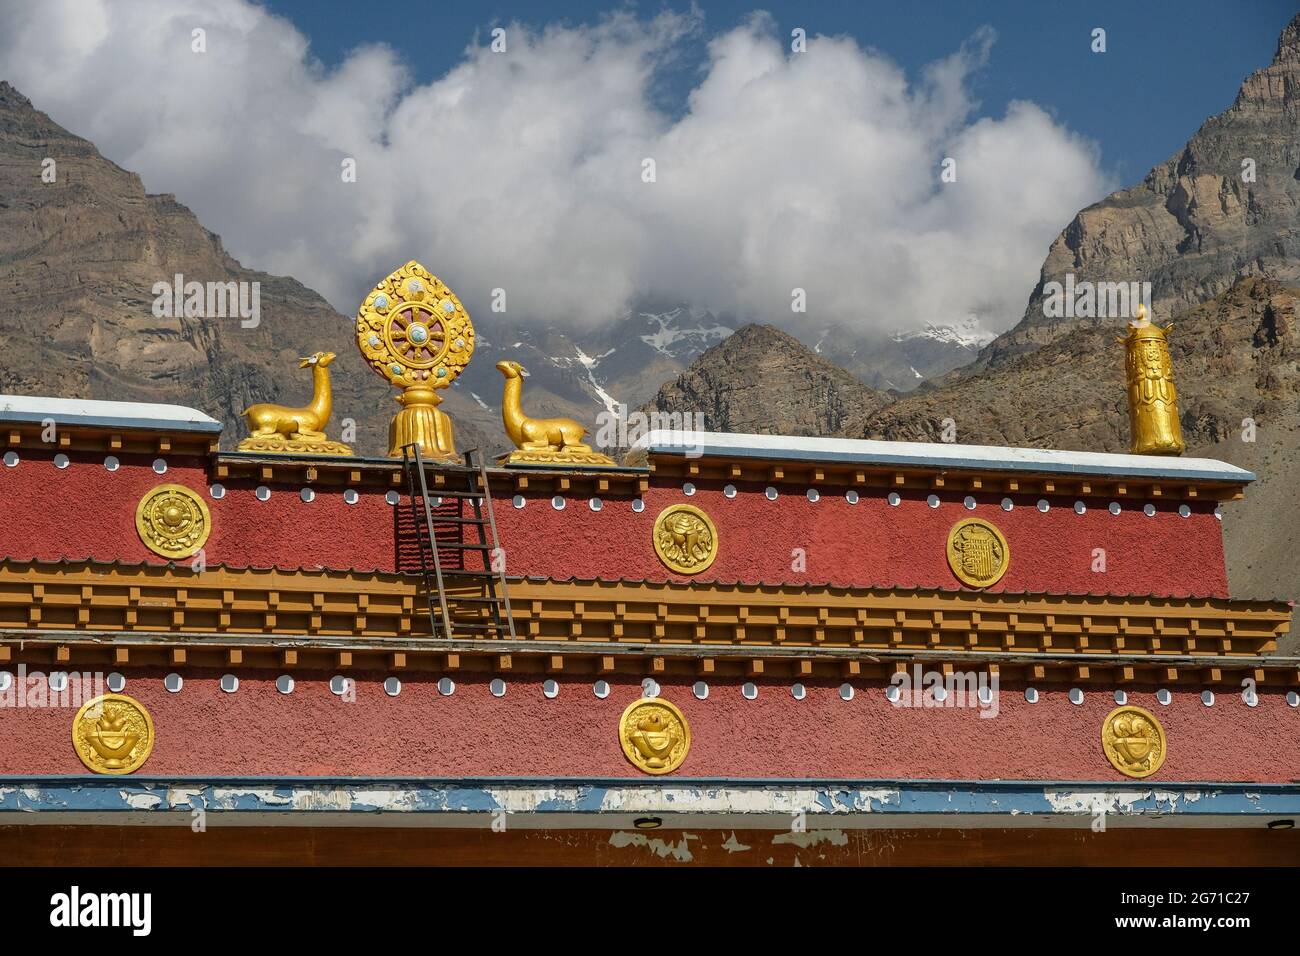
[0,669,1291,782]
[0,450,1230,597]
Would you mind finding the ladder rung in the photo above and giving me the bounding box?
[427,516,488,525]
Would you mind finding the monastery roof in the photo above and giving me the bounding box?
[632,430,1256,485]
[0,394,222,434]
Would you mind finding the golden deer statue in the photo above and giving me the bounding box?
[238,351,354,455]
[496,359,613,465]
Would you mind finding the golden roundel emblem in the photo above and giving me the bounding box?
[135,484,211,559]
[946,518,1009,588]
[72,693,156,775]
[652,504,718,575]
[620,697,691,775]
[1101,705,1167,779]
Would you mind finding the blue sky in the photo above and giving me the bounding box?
[264,0,1295,183]
[2,1,1291,332]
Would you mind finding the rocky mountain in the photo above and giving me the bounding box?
[957,13,1300,376]
[0,80,475,457]
[647,325,894,436]
[802,317,996,392]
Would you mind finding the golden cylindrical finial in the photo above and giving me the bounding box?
[1122,303,1184,455]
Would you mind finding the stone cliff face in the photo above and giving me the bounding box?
[962,13,1300,374]
[0,81,493,456]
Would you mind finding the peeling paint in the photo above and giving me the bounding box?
[772,829,849,848]
[720,832,751,853]
[608,831,697,862]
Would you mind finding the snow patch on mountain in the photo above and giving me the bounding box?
[638,308,732,358]
[892,315,995,350]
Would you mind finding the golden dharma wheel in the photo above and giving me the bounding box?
[356,260,475,391]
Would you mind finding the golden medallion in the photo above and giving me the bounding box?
[620,697,691,775]
[1101,705,1166,779]
[652,504,718,575]
[946,517,1009,588]
[72,693,156,775]
[135,484,211,559]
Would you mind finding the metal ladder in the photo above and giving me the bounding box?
[401,443,517,641]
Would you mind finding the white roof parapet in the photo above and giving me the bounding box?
[632,430,1256,484]
[0,395,223,434]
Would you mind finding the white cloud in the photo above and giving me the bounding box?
[0,1,1111,333]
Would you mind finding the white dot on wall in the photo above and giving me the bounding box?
[632,498,645,513]
[1024,687,1039,703]
[932,685,947,703]
[551,496,566,510]
[1179,504,1191,518]
[1109,502,1121,515]
[385,490,400,506]
[804,488,820,503]
[641,678,660,698]
[845,490,859,504]
[152,458,167,474]
[437,677,455,696]
[344,489,359,505]
[682,482,696,496]
[512,494,525,509]
[1037,499,1050,513]
[1068,687,1084,705]
[1074,501,1086,515]
[220,674,239,693]
[723,484,737,498]
[887,492,901,507]
[765,486,778,501]
[1156,688,1172,705]
[1001,498,1013,511]
[589,498,602,512]
[300,488,315,503]
[490,678,507,697]
[838,682,854,701]
[963,496,976,510]
[792,683,807,700]
[0,672,11,692]
[1214,506,1223,522]
[210,483,226,499]
[978,685,993,705]
[885,685,900,703]
[1201,689,1215,707]
[164,673,183,693]
[106,672,126,692]
[329,675,351,695]
[741,682,758,700]
[1288,691,1300,708]
[48,672,68,692]
[693,681,709,700]
[3,451,17,467]
[384,677,402,697]
[926,494,940,508]
[542,679,559,699]
[1143,503,1156,517]
[54,453,69,469]
[1114,689,1128,705]
[276,675,294,694]
[593,680,610,699]
[256,486,272,501]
